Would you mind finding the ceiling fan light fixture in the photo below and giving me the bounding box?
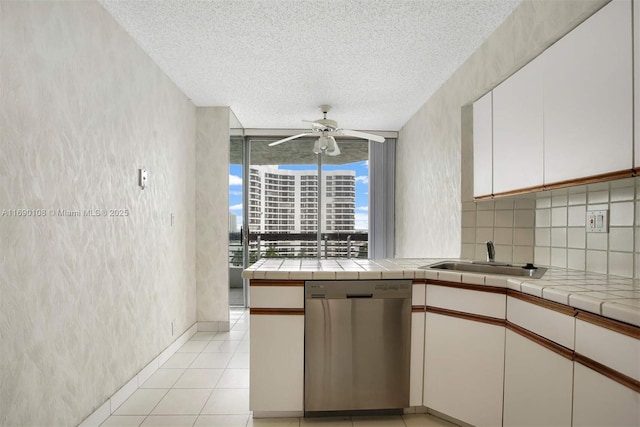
[312,139,322,154]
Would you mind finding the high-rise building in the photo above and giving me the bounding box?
[247,165,360,258]
[248,166,356,233]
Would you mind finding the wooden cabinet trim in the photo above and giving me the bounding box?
[506,321,574,361]
[576,310,640,339]
[250,280,305,287]
[475,170,636,200]
[426,306,506,328]
[412,305,427,313]
[426,280,507,295]
[544,169,635,191]
[412,279,427,285]
[492,184,546,199]
[575,353,640,394]
[507,290,577,317]
[250,308,304,315]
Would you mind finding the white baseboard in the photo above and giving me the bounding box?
[252,411,304,418]
[78,323,198,427]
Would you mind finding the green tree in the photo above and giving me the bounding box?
[358,243,368,259]
[231,249,243,266]
[265,244,279,258]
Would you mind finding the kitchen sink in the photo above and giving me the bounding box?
[420,261,547,279]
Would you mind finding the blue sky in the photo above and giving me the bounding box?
[229,160,369,230]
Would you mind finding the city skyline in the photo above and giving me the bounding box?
[229,160,369,231]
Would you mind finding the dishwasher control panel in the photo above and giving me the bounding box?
[305,280,411,299]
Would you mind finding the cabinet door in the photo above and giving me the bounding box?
[543,0,633,184]
[573,363,640,427]
[473,91,493,197]
[493,55,544,194]
[250,313,304,413]
[423,312,505,427]
[410,311,425,406]
[503,330,573,426]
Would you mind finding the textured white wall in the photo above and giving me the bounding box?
[0,2,196,426]
[196,108,230,326]
[396,0,608,258]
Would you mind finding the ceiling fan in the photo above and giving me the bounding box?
[268,105,385,156]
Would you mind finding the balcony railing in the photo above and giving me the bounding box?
[229,232,368,266]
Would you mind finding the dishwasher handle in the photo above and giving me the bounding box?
[346,294,373,298]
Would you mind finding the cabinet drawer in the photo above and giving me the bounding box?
[507,295,575,349]
[250,285,304,309]
[426,284,505,319]
[575,317,640,381]
[412,283,426,306]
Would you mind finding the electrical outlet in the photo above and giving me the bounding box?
[586,209,608,233]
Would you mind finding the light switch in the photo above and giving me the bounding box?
[586,209,608,233]
[138,169,148,190]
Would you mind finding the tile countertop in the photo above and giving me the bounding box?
[242,258,640,327]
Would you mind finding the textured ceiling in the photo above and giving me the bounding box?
[100,0,521,131]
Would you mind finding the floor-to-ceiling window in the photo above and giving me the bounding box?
[229,132,396,307]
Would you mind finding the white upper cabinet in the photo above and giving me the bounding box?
[473,92,493,197]
[493,54,544,194]
[543,0,633,184]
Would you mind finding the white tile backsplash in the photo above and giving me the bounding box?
[495,210,514,227]
[609,228,634,252]
[535,228,551,247]
[587,233,608,251]
[515,210,535,228]
[534,247,551,266]
[610,202,634,226]
[568,205,586,227]
[568,193,587,205]
[609,252,634,278]
[551,228,567,248]
[535,209,551,227]
[567,228,586,249]
[551,207,568,227]
[588,190,609,204]
[586,250,608,274]
[611,186,635,202]
[551,248,567,268]
[466,177,640,278]
[567,249,586,271]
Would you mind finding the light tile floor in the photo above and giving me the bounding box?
[101,309,457,427]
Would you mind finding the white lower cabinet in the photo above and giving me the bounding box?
[249,313,304,413]
[410,311,425,406]
[573,363,640,427]
[423,312,505,427]
[503,330,573,426]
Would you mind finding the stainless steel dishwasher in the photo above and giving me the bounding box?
[304,280,412,413]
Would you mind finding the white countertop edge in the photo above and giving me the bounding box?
[242,258,640,327]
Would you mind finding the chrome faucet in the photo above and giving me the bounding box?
[486,241,496,263]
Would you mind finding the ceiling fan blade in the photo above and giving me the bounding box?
[268,133,311,146]
[337,129,385,143]
[302,120,323,128]
[326,137,341,156]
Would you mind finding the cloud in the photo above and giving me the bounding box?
[229,190,242,196]
[354,213,368,230]
[229,174,243,186]
[229,204,243,211]
[356,206,368,212]
[355,175,368,184]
